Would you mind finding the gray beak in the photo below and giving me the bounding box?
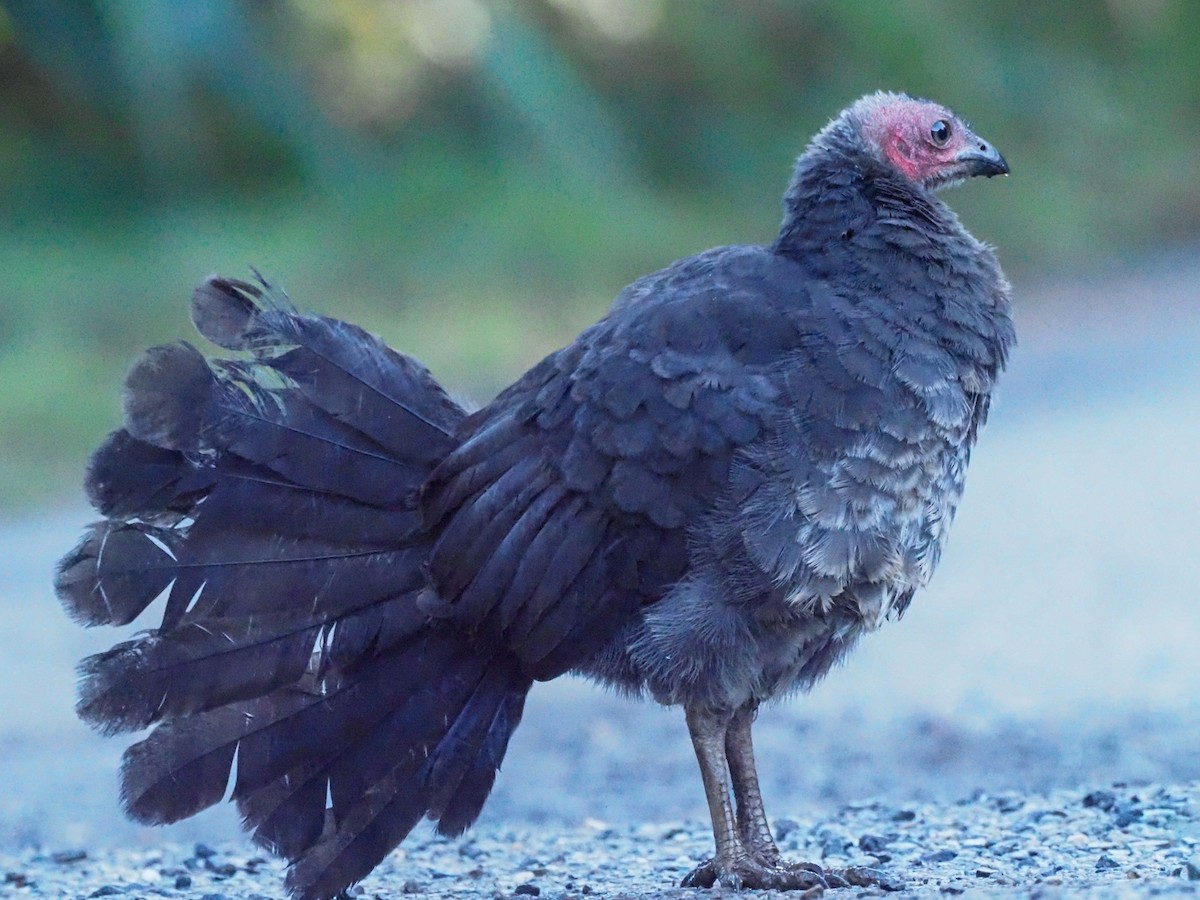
[956,138,1009,178]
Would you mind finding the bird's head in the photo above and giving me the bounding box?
[849,91,1009,191]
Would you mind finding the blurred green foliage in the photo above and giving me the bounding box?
[0,0,1198,508]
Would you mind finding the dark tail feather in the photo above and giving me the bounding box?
[116,627,530,900]
[54,273,468,732]
[431,671,530,836]
[276,631,531,900]
[83,428,217,519]
[122,340,423,507]
[57,274,531,899]
[191,275,462,462]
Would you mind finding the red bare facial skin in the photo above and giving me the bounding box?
[856,93,1008,191]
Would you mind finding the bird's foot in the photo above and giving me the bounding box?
[681,854,827,891]
[681,855,905,892]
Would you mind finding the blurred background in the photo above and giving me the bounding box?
[1,0,1198,854]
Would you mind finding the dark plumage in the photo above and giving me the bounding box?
[56,92,1013,897]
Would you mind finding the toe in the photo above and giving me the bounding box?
[839,866,906,891]
[680,859,718,889]
[776,866,827,891]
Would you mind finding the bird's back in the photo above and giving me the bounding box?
[420,244,808,679]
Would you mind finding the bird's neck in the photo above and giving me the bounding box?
[773,147,944,256]
[772,148,1003,292]
[771,147,1013,368]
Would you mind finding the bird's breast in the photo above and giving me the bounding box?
[746,355,979,629]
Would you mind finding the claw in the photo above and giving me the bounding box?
[680,858,718,889]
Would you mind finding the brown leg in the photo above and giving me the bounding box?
[693,701,905,894]
[681,705,743,883]
[725,701,781,861]
[680,704,826,891]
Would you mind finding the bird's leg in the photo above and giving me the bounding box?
[680,704,826,891]
[723,702,906,894]
[725,701,784,864]
[681,704,742,886]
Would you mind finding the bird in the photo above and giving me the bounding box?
[56,91,1013,898]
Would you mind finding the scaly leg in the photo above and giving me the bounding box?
[680,702,904,893]
[680,704,825,890]
[726,701,784,862]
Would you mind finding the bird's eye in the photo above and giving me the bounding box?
[930,119,951,146]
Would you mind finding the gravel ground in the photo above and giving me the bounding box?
[2,257,1199,898]
[4,781,1200,898]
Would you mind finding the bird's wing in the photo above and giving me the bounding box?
[422,246,810,680]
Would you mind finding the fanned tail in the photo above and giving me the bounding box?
[55,275,532,899]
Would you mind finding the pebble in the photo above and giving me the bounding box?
[1115,805,1144,828]
[775,817,801,840]
[922,849,959,863]
[996,796,1025,814]
[859,833,889,853]
[1084,790,1117,811]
